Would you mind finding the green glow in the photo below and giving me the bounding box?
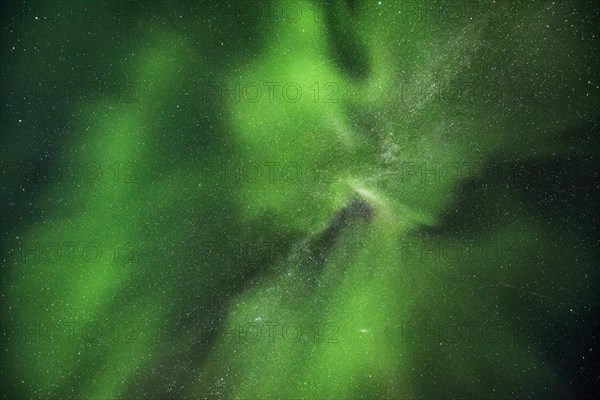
[1,1,598,399]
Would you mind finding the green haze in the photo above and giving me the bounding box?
[1,1,598,399]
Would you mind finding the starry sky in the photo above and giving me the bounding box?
[1,1,599,399]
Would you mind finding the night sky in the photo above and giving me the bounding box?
[1,1,599,399]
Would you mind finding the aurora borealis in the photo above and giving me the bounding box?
[1,1,599,399]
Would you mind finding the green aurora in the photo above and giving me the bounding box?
[1,1,599,399]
